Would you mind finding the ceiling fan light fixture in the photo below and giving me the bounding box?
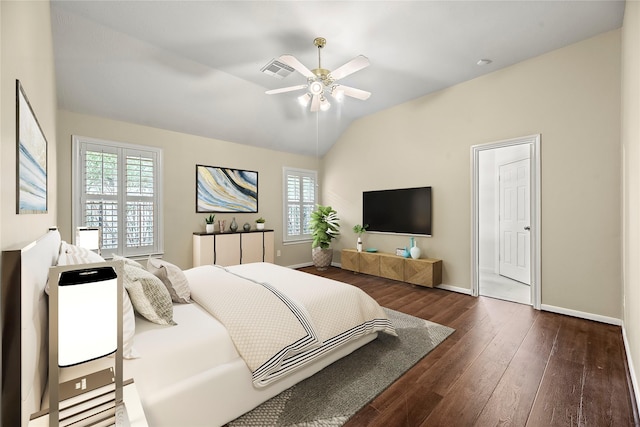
[320,97,331,111]
[298,93,311,106]
[331,86,345,101]
[309,81,324,96]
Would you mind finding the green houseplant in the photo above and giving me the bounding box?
[205,214,215,233]
[255,217,266,230]
[309,205,340,269]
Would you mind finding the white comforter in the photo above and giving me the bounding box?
[187,263,396,387]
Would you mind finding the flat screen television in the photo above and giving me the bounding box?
[363,187,432,236]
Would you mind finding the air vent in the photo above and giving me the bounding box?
[261,58,294,79]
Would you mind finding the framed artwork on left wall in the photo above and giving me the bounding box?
[16,80,48,214]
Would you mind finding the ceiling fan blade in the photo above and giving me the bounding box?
[329,55,370,81]
[265,84,308,95]
[310,94,321,112]
[333,85,371,100]
[279,54,316,79]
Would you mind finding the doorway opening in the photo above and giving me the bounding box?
[471,135,541,308]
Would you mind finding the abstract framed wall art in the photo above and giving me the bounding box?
[196,165,258,213]
[16,80,48,214]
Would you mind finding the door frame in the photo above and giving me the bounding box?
[471,134,541,309]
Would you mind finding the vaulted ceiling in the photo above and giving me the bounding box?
[51,1,625,156]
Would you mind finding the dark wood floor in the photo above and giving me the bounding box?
[298,266,639,427]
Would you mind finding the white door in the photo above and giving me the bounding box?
[499,159,531,284]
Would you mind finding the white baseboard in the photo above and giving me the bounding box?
[307,266,622,327]
[298,262,638,410]
[622,323,640,411]
[436,284,473,295]
[286,262,314,269]
[540,304,622,326]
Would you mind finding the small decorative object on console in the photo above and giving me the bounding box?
[353,224,368,253]
[256,217,266,230]
[410,237,421,259]
[230,217,238,232]
[243,222,251,232]
[218,219,226,233]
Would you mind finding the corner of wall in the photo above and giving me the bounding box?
[1,0,58,250]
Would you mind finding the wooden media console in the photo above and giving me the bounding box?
[341,249,442,287]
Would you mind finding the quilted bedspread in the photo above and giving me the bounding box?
[187,262,396,387]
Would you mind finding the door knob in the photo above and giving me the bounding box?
[524,226,531,231]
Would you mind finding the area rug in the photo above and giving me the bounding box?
[228,308,455,427]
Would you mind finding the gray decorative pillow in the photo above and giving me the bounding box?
[122,263,176,326]
[147,257,191,304]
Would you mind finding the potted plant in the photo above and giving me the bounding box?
[205,214,215,233]
[309,205,340,270]
[255,217,266,230]
[353,224,368,252]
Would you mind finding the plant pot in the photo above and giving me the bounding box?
[312,247,333,270]
[205,224,214,233]
[256,223,265,230]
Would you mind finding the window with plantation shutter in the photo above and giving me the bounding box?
[283,167,317,243]
[73,136,163,257]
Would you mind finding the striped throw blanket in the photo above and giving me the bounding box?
[188,263,396,387]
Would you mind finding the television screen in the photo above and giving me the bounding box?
[363,187,432,236]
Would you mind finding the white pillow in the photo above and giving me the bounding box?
[122,289,140,359]
[57,241,105,266]
[48,241,105,291]
[147,257,191,304]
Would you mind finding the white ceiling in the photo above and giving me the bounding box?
[50,0,625,157]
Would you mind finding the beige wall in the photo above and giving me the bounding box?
[1,0,58,250]
[56,110,319,269]
[323,29,622,319]
[622,0,640,401]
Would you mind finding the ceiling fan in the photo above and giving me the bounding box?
[265,37,371,112]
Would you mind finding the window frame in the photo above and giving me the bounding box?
[282,167,317,244]
[72,135,164,258]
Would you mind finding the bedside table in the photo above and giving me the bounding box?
[29,379,148,427]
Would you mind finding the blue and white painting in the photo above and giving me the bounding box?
[17,82,47,214]
[196,165,258,213]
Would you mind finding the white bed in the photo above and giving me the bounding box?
[3,229,395,427]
